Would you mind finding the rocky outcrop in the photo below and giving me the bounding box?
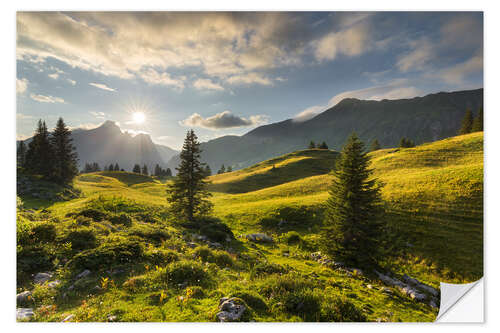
[17,308,34,321]
[245,233,273,243]
[216,297,246,322]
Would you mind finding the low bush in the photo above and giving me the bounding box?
[70,236,143,271]
[319,296,366,322]
[193,246,234,268]
[145,248,179,266]
[259,217,281,230]
[283,289,321,321]
[129,226,170,244]
[31,223,57,243]
[108,213,132,227]
[231,291,268,313]
[260,206,320,230]
[17,246,54,275]
[252,262,288,277]
[77,209,107,222]
[259,273,316,299]
[158,260,210,287]
[198,219,234,243]
[64,228,97,251]
[75,215,92,226]
[280,231,301,245]
[187,286,205,299]
[214,251,234,268]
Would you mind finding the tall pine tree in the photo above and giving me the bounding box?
[17,140,27,167]
[142,164,148,175]
[25,120,54,178]
[166,130,212,222]
[308,141,316,149]
[369,139,381,152]
[133,164,141,173]
[321,133,384,267]
[472,107,483,132]
[50,117,78,184]
[459,109,474,134]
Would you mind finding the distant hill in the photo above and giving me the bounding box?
[168,88,483,172]
[18,121,178,172]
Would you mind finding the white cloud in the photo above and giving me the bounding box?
[139,68,185,90]
[181,110,269,130]
[67,79,76,85]
[225,73,273,86]
[70,122,102,130]
[122,129,150,136]
[16,78,28,94]
[313,22,371,61]
[193,78,224,91]
[16,113,33,120]
[437,54,483,85]
[30,93,65,103]
[89,82,116,92]
[90,111,107,119]
[292,105,324,123]
[48,73,59,80]
[396,38,433,72]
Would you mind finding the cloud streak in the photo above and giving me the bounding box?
[89,82,116,92]
[30,93,65,103]
[181,111,269,129]
[17,78,28,94]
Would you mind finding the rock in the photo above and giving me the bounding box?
[208,241,222,248]
[399,286,427,301]
[34,272,53,284]
[107,315,117,322]
[75,269,91,280]
[17,308,34,321]
[17,291,32,303]
[216,297,246,322]
[48,280,61,288]
[429,299,439,309]
[310,252,322,260]
[375,271,405,288]
[62,314,75,322]
[186,242,198,248]
[352,268,363,276]
[366,284,373,289]
[402,274,439,297]
[245,233,273,243]
[381,287,393,295]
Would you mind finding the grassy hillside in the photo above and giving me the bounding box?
[16,132,482,322]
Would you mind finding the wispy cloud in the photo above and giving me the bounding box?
[89,111,107,119]
[225,73,273,86]
[193,78,224,91]
[48,73,59,80]
[16,78,28,94]
[89,82,116,92]
[67,79,76,86]
[30,93,65,103]
[139,68,185,90]
[181,110,269,130]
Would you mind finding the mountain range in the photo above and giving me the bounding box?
[167,88,483,172]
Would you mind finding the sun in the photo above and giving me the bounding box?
[132,111,146,124]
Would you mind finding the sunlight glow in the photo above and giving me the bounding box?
[132,112,146,124]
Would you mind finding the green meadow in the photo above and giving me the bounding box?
[16,132,483,322]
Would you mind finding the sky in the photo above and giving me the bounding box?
[16,12,483,149]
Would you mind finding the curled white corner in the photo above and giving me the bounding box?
[436,278,483,322]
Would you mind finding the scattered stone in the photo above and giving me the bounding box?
[216,297,246,322]
[245,233,273,243]
[17,291,32,303]
[17,308,34,321]
[107,315,117,322]
[366,284,373,290]
[62,314,75,322]
[75,269,91,280]
[186,242,198,248]
[208,241,222,248]
[381,287,393,295]
[310,252,322,260]
[34,272,53,284]
[48,280,61,288]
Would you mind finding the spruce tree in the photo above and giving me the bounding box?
[17,140,27,167]
[459,109,474,135]
[218,164,226,174]
[166,168,172,177]
[142,164,148,175]
[50,117,78,184]
[133,164,141,173]
[321,133,384,267]
[25,120,55,178]
[166,129,212,222]
[370,139,381,152]
[204,165,212,177]
[114,163,120,171]
[472,107,483,132]
[227,166,233,172]
[308,141,316,149]
[319,141,328,149]
[154,164,161,177]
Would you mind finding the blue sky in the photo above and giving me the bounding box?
[16,12,483,149]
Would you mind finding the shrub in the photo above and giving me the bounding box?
[159,260,210,287]
[187,286,205,299]
[259,217,281,229]
[129,226,170,244]
[64,228,97,251]
[78,209,106,222]
[17,246,53,275]
[70,236,143,271]
[281,231,301,245]
[259,273,316,299]
[146,249,179,266]
[320,296,366,322]
[283,289,321,321]
[231,291,268,313]
[108,213,132,227]
[261,206,320,230]
[214,252,233,268]
[75,215,92,226]
[199,220,234,243]
[32,223,57,243]
[193,246,233,268]
[252,262,288,277]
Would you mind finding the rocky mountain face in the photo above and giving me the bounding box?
[168,88,483,172]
